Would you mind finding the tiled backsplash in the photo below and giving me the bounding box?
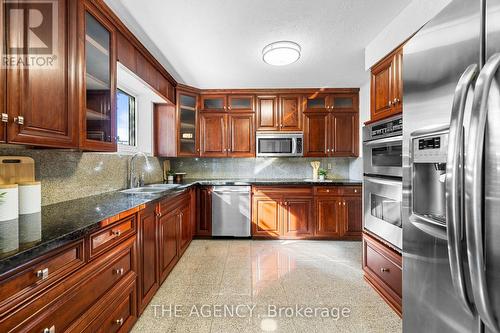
[169,157,353,180]
[0,148,164,206]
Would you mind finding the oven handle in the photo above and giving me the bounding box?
[465,53,500,333]
[364,135,403,146]
[445,63,478,315]
[363,176,402,187]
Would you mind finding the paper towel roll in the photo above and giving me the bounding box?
[18,182,41,247]
[0,184,19,256]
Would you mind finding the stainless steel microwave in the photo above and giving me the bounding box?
[256,133,303,157]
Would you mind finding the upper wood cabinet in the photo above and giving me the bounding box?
[201,95,227,112]
[80,1,117,151]
[303,91,359,157]
[256,96,279,131]
[177,91,199,156]
[116,31,136,72]
[5,0,78,148]
[370,47,403,122]
[279,95,302,131]
[228,113,255,157]
[256,94,302,131]
[201,94,255,112]
[199,112,255,157]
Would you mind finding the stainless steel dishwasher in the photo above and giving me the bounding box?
[211,186,251,237]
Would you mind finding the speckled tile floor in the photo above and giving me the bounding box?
[131,240,402,333]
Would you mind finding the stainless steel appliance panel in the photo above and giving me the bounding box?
[363,135,403,178]
[363,176,402,249]
[212,186,251,237]
[403,0,481,331]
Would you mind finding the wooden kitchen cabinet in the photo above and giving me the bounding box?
[201,95,227,111]
[282,197,314,238]
[137,203,159,313]
[363,232,402,316]
[200,112,255,157]
[304,111,359,157]
[228,95,254,112]
[370,47,403,122]
[279,95,302,131]
[200,113,227,157]
[158,209,178,283]
[177,91,199,156]
[344,196,362,238]
[178,199,192,256]
[315,197,344,238]
[252,196,282,238]
[331,112,359,157]
[256,96,279,131]
[196,187,212,237]
[5,0,79,148]
[80,0,117,151]
[304,113,329,157]
[304,94,329,112]
[228,113,255,157]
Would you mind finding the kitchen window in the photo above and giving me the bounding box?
[117,89,136,146]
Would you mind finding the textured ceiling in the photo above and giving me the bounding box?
[107,0,411,89]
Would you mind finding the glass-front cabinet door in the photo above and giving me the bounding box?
[228,95,254,112]
[330,94,356,111]
[201,95,226,111]
[82,4,116,151]
[304,94,328,112]
[178,92,199,156]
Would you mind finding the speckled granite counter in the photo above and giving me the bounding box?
[0,179,361,275]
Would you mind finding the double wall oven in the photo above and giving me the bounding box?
[363,115,403,250]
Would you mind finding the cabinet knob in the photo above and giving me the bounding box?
[228,106,231,110]
[327,149,330,152]
[43,326,55,333]
[14,116,24,125]
[115,318,124,326]
[1,113,7,123]
[343,202,346,206]
[157,212,162,218]
[326,189,330,192]
[380,268,390,273]
[36,268,49,280]
[388,101,392,107]
[112,229,121,237]
[113,268,124,276]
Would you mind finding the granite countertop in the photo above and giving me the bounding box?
[0,178,361,275]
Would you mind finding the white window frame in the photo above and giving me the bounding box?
[116,85,139,154]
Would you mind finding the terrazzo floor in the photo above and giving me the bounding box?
[131,239,402,333]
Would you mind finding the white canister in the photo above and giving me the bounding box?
[18,182,42,247]
[0,184,19,256]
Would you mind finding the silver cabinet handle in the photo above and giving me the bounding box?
[14,116,24,125]
[388,101,392,107]
[115,318,124,325]
[1,113,7,123]
[465,52,500,333]
[113,268,124,275]
[445,63,478,314]
[36,268,49,280]
[380,268,389,273]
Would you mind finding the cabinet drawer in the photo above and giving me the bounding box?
[158,191,188,215]
[0,240,85,311]
[2,237,135,333]
[314,186,361,196]
[253,186,312,197]
[364,236,402,297]
[90,214,136,259]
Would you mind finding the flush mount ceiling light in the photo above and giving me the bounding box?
[262,41,301,66]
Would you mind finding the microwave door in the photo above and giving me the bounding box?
[258,138,293,156]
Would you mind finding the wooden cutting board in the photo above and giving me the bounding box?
[0,156,35,185]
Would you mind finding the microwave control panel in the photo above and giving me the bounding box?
[412,132,448,163]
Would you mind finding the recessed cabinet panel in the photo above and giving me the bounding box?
[200,113,226,157]
[279,95,302,131]
[6,0,77,147]
[282,198,313,238]
[304,113,329,157]
[315,198,343,237]
[256,96,279,131]
[331,113,358,157]
[253,196,281,237]
[228,114,255,157]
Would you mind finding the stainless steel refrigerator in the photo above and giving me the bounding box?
[403,0,500,332]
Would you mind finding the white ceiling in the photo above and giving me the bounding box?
[107,0,411,89]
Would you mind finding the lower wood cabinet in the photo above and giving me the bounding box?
[195,187,212,237]
[178,199,192,256]
[252,186,361,240]
[158,209,179,283]
[137,203,159,313]
[363,232,402,316]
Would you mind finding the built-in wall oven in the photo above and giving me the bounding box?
[362,115,403,250]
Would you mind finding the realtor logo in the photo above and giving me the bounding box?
[3,0,58,68]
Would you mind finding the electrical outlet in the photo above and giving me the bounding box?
[327,163,332,170]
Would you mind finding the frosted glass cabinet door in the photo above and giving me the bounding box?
[178,93,199,156]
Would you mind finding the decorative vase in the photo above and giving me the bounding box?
[319,175,325,181]
[167,175,174,183]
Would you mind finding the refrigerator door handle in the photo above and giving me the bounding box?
[465,53,500,333]
[446,63,478,315]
